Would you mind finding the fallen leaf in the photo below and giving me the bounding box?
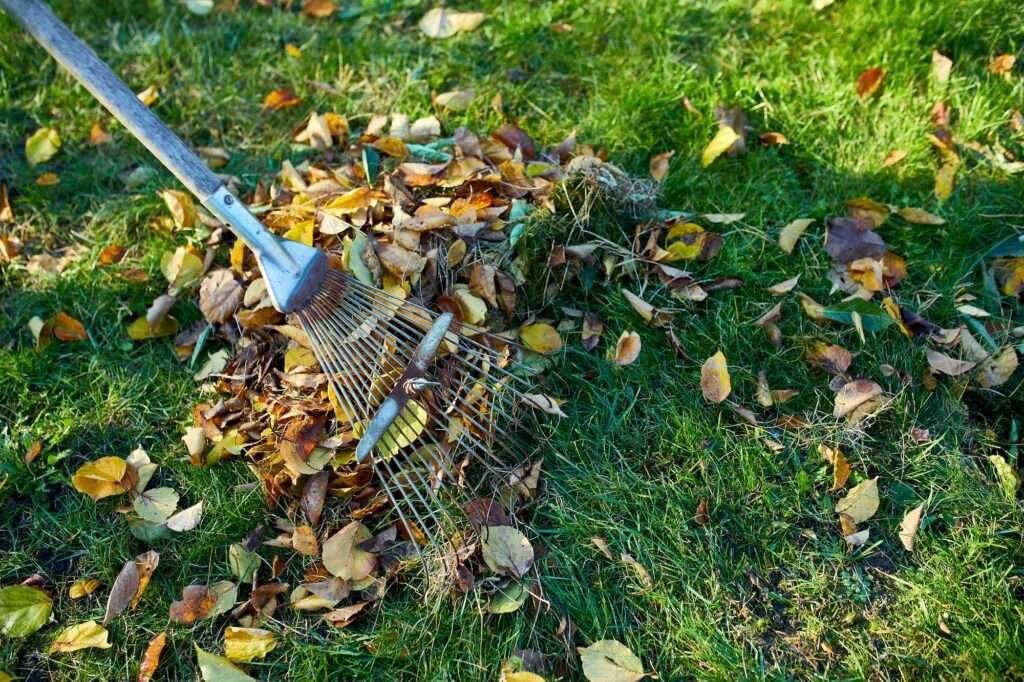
[0,585,52,637]
[487,580,529,614]
[160,247,204,290]
[136,85,159,106]
[292,525,319,556]
[778,218,813,253]
[976,347,1018,388]
[133,487,179,524]
[99,244,127,265]
[323,601,369,628]
[199,269,243,324]
[480,525,534,578]
[127,315,180,340]
[419,7,486,38]
[819,445,851,491]
[766,275,799,295]
[759,132,789,147]
[169,584,217,624]
[72,456,135,500]
[835,477,879,523]
[957,304,989,318]
[522,393,567,417]
[137,632,167,682]
[301,471,329,526]
[196,645,257,682]
[824,217,886,264]
[25,127,61,165]
[989,54,1016,77]
[856,67,885,101]
[433,89,475,112]
[700,351,731,403]
[301,0,336,18]
[649,150,674,182]
[166,501,203,532]
[263,89,302,112]
[805,342,852,374]
[88,121,113,145]
[591,536,614,560]
[701,125,740,168]
[620,553,653,588]
[323,521,377,580]
[51,311,87,341]
[69,578,100,599]
[35,172,59,186]
[926,349,976,376]
[520,323,562,353]
[833,380,883,418]
[932,51,953,83]
[48,621,111,653]
[103,558,140,626]
[883,149,908,167]
[224,626,277,661]
[613,331,641,366]
[897,207,945,225]
[578,640,646,682]
[899,504,924,551]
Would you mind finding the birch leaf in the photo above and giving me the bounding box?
[48,621,111,653]
[700,351,731,403]
[899,504,924,551]
[701,126,739,168]
[835,477,879,523]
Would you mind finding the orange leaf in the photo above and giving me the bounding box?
[263,89,302,112]
[856,67,885,100]
[137,632,167,682]
[51,311,87,341]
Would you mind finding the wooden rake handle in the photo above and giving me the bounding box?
[0,0,222,200]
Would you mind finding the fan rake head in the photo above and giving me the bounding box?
[295,268,544,565]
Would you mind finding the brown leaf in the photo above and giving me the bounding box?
[613,330,641,366]
[590,536,614,560]
[199,269,243,324]
[819,445,851,491]
[805,342,852,374]
[301,471,329,526]
[620,553,653,589]
[23,440,42,466]
[99,244,127,265]
[292,525,319,556]
[824,217,886,264]
[856,67,885,100]
[899,504,924,551]
[758,132,789,147]
[897,207,945,225]
[52,311,88,341]
[137,631,167,682]
[302,0,336,18]
[102,559,139,626]
[925,349,976,377]
[132,551,160,609]
[882,149,908,168]
[833,379,883,418]
[695,499,709,525]
[766,275,799,295]
[323,602,369,628]
[169,584,217,624]
[88,121,113,146]
[649,150,674,182]
[976,347,1018,388]
[846,197,890,228]
[582,313,603,351]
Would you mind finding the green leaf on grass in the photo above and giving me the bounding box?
[229,544,260,582]
[0,585,53,637]
[578,639,647,682]
[486,580,528,614]
[822,299,894,332]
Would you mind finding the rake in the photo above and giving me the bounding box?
[3,0,543,553]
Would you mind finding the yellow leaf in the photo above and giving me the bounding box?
[160,247,204,289]
[701,125,739,168]
[778,218,813,254]
[72,456,133,500]
[34,172,60,186]
[284,219,315,246]
[835,477,879,524]
[224,627,278,662]
[577,640,646,682]
[520,323,562,353]
[433,89,476,112]
[88,121,113,145]
[285,43,302,58]
[127,315,180,340]
[452,286,488,325]
[882,149,908,167]
[700,351,731,403]
[159,190,197,228]
[25,127,61,166]
[935,160,957,201]
[48,620,111,653]
[897,207,945,225]
[322,521,376,580]
[136,85,159,106]
[69,578,101,599]
[263,89,302,112]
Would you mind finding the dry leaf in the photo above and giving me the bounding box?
[292,525,319,556]
[196,645,257,681]
[166,502,203,532]
[899,504,924,551]
[69,578,100,599]
[897,207,945,225]
[835,477,879,523]
[833,379,883,418]
[926,349,976,376]
[52,311,87,341]
[48,621,111,653]
[591,536,614,560]
[199,269,243,324]
[137,631,167,682]
[932,51,953,83]
[323,521,377,580]
[522,393,568,417]
[976,347,1018,388]
[778,218,813,254]
[323,601,369,628]
[88,121,112,145]
[649,150,674,182]
[766,275,799,295]
[481,525,534,578]
[103,558,140,626]
[263,89,302,112]
[419,7,486,38]
[883,149,908,167]
[159,190,196,229]
[578,640,646,682]
[856,67,885,100]
[989,54,1016,76]
[301,471,329,526]
[520,323,562,353]
[224,627,278,661]
[302,0,336,18]
[72,456,134,500]
[759,132,789,147]
[169,584,217,624]
[613,331,641,366]
[136,85,159,106]
[433,89,475,112]
[819,445,851,491]
[700,351,731,403]
[620,553,653,588]
[701,126,740,168]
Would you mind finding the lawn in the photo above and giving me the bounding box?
[2,0,1023,679]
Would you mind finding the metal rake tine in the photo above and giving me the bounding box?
[306,306,474,536]
[300,313,445,543]
[311,300,516,478]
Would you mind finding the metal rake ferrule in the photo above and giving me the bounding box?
[353,312,455,463]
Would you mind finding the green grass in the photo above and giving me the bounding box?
[2,0,1024,679]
